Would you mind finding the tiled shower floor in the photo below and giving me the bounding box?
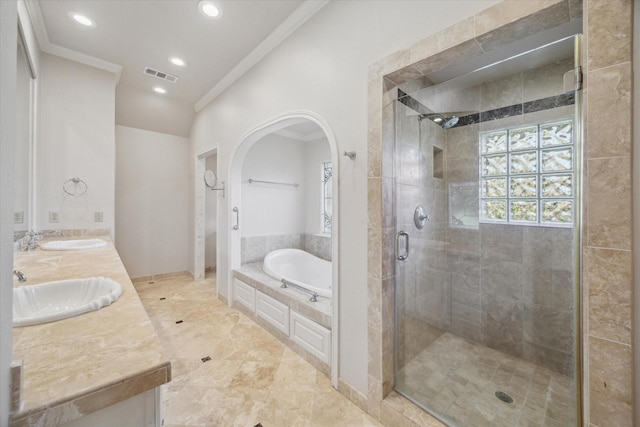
[396,333,576,427]
[135,273,380,427]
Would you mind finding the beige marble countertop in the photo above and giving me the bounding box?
[10,236,171,427]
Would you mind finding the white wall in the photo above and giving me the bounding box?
[303,139,331,234]
[115,125,190,278]
[241,133,307,236]
[0,1,17,421]
[242,134,330,237]
[205,154,217,269]
[37,53,116,234]
[189,0,498,394]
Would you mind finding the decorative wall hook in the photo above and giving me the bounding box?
[343,151,356,160]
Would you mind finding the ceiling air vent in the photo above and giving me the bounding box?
[143,67,179,83]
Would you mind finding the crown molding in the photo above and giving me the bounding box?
[194,0,330,112]
[24,0,122,84]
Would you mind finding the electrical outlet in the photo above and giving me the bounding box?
[14,212,24,224]
[94,211,104,223]
[49,211,59,223]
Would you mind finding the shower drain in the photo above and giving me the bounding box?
[495,391,513,404]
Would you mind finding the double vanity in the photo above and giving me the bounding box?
[10,236,171,427]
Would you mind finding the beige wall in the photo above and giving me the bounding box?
[115,125,190,278]
[367,0,634,426]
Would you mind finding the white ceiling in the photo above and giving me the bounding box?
[275,121,325,141]
[26,0,326,135]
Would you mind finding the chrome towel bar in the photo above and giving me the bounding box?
[280,279,318,302]
[248,179,299,188]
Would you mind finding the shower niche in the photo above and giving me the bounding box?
[433,146,443,179]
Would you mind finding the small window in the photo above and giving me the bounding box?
[479,119,574,226]
[322,161,333,234]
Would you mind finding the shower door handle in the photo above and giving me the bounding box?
[396,231,409,260]
[232,207,239,230]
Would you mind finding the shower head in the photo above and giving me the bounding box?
[419,113,460,129]
[442,116,459,129]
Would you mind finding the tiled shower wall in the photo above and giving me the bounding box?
[394,103,448,369]
[449,97,577,378]
[395,58,577,376]
[366,0,634,426]
[445,66,577,376]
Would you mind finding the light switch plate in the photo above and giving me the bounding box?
[14,212,24,224]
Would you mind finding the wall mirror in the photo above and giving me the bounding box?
[204,170,217,189]
[204,169,225,197]
[14,25,35,239]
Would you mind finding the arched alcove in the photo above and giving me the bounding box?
[228,111,340,387]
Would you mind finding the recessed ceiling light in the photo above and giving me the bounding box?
[169,57,188,67]
[198,1,222,18]
[68,12,96,27]
[153,87,167,94]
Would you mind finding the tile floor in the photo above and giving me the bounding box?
[135,273,381,427]
[135,273,577,427]
[396,333,577,427]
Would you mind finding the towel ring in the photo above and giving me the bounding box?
[63,177,88,196]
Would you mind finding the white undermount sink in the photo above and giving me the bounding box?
[41,239,108,251]
[13,277,123,327]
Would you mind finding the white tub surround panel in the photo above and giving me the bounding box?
[256,290,290,336]
[290,310,331,365]
[233,272,331,375]
[234,278,256,312]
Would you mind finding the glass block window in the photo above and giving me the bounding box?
[480,119,574,226]
[322,161,333,234]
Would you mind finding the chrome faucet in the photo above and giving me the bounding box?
[24,231,40,251]
[21,229,64,251]
[13,270,26,282]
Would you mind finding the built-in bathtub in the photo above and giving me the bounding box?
[232,250,332,373]
[263,248,332,299]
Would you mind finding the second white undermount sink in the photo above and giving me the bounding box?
[13,277,123,327]
[41,239,107,251]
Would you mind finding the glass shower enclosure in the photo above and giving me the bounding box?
[393,35,581,427]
